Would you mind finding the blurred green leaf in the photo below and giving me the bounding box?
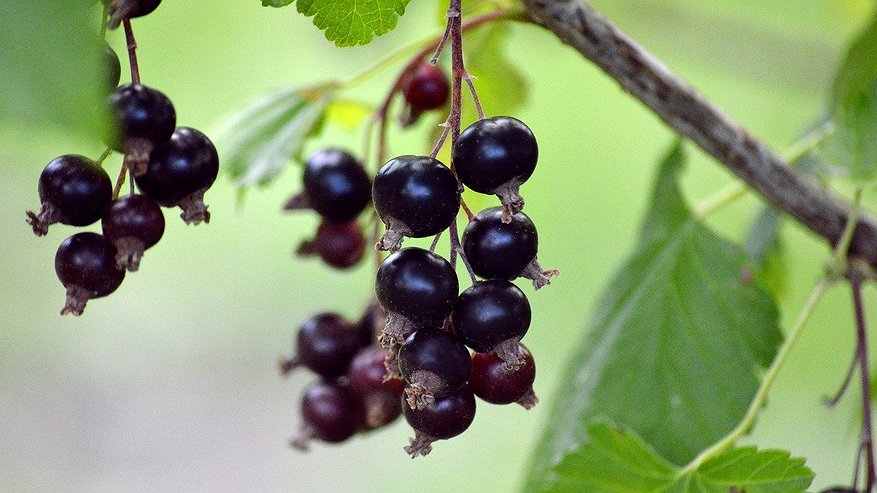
[525,142,782,490]
[217,86,333,188]
[544,420,812,493]
[744,206,787,298]
[461,22,528,123]
[0,1,108,138]
[325,98,374,130]
[268,0,411,47]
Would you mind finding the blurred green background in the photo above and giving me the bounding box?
[1,0,874,491]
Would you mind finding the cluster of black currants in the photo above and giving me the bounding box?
[25,0,219,315]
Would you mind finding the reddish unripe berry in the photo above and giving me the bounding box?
[470,344,538,409]
[290,381,362,449]
[403,62,450,119]
[297,221,365,270]
[347,346,405,429]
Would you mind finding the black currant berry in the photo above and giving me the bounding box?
[104,42,121,92]
[357,301,386,347]
[106,83,176,176]
[55,232,125,316]
[296,221,365,270]
[290,381,362,449]
[347,346,405,429]
[106,0,163,28]
[134,126,219,225]
[284,148,371,224]
[400,62,449,126]
[403,386,476,458]
[398,327,471,410]
[463,207,558,288]
[452,116,538,219]
[470,344,538,409]
[375,247,459,347]
[102,194,165,271]
[451,279,531,368]
[279,313,363,379]
[372,155,460,251]
[26,155,113,236]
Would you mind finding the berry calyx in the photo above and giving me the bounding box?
[55,232,125,316]
[398,327,472,410]
[106,84,176,176]
[296,221,365,270]
[375,247,459,347]
[372,155,461,251]
[101,194,165,271]
[279,313,364,379]
[463,207,558,288]
[134,126,219,224]
[26,155,113,236]
[290,381,363,449]
[451,279,532,368]
[470,344,538,409]
[400,62,450,126]
[285,148,371,224]
[106,0,163,28]
[452,116,538,219]
[403,386,476,458]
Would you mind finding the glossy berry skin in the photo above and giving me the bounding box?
[55,232,125,315]
[452,116,538,194]
[106,83,176,152]
[348,346,405,397]
[452,279,531,353]
[298,221,365,270]
[287,313,363,379]
[104,42,121,92]
[294,381,362,446]
[372,155,460,241]
[102,194,165,271]
[403,386,476,440]
[403,63,450,112]
[470,344,536,406]
[399,328,471,402]
[376,247,459,325]
[106,0,163,28]
[302,149,371,223]
[29,155,112,234]
[463,207,538,280]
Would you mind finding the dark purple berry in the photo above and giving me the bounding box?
[285,148,371,223]
[135,126,219,225]
[357,301,386,347]
[290,381,362,449]
[403,386,476,458]
[55,232,125,316]
[107,0,163,28]
[26,155,112,236]
[296,221,365,270]
[372,155,460,251]
[451,279,531,368]
[400,62,449,126]
[452,116,538,218]
[470,344,538,409]
[347,346,405,429]
[106,84,176,175]
[104,42,121,92]
[375,247,459,347]
[279,313,363,379]
[398,327,471,410]
[101,194,165,271]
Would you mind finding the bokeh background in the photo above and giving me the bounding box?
[1,0,874,491]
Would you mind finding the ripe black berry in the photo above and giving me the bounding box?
[102,194,165,271]
[470,344,538,409]
[296,221,365,270]
[290,381,362,449]
[452,116,538,218]
[107,0,163,28]
[106,84,176,176]
[104,42,121,92]
[279,313,363,379]
[347,346,405,429]
[285,148,371,223]
[375,247,459,347]
[400,62,449,126]
[451,279,531,368]
[403,386,476,458]
[55,232,125,316]
[463,207,558,288]
[26,155,113,236]
[398,327,471,410]
[357,302,386,347]
[372,155,460,251]
[134,126,219,224]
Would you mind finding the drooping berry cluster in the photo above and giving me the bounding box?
[25,2,219,315]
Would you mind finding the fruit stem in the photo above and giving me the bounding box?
[95,147,113,167]
[112,162,129,200]
[122,19,141,85]
[851,274,876,490]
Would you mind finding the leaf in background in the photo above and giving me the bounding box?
[744,206,787,298]
[545,420,813,493]
[0,1,108,137]
[268,0,411,47]
[216,86,333,188]
[461,22,528,124]
[525,142,783,490]
[324,98,374,130]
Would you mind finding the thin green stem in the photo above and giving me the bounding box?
[833,186,864,266]
[678,278,830,475]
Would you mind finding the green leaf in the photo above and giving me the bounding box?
[0,1,108,137]
[461,22,528,123]
[324,98,374,130]
[544,420,813,493]
[744,206,787,299]
[217,86,333,188]
[271,0,411,47]
[525,142,783,490]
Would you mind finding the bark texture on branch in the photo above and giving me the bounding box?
[522,0,877,267]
